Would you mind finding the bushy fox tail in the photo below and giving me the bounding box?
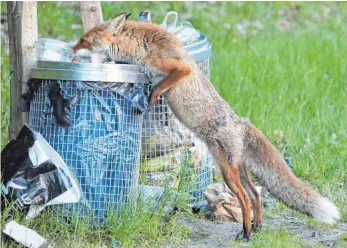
[244,127,340,224]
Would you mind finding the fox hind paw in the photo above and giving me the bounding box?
[235,230,250,242]
[251,219,262,232]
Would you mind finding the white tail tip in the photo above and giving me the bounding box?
[312,197,340,224]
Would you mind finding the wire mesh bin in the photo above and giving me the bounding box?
[29,61,149,222]
[140,33,213,206]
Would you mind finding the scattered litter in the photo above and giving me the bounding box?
[204,182,243,222]
[111,239,118,248]
[2,220,48,248]
[204,182,261,223]
[1,125,80,247]
[1,124,80,218]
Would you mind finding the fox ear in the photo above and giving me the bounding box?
[105,13,128,34]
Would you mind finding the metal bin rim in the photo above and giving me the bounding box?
[31,61,150,84]
[184,34,212,63]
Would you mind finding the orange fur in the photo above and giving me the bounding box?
[146,57,191,106]
[72,14,340,241]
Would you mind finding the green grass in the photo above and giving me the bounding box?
[1,192,191,248]
[1,1,347,247]
[337,232,347,248]
[228,227,324,248]
[250,227,323,248]
[305,215,339,231]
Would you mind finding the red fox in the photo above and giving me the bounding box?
[72,13,340,240]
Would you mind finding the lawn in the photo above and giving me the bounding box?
[1,1,346,247]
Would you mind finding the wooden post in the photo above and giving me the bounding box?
[80,1,103,32]
[7,1,38,140]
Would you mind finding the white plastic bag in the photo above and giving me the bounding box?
[160,11,200,44]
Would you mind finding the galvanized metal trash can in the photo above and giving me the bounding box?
[140,31,213,206]
[29,61,149,222]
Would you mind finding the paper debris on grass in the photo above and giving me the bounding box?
[204,182,261,223]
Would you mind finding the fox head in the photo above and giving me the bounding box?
[72,13,131,53]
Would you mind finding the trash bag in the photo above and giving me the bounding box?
[160,11,201,44]
[1,124,80,217]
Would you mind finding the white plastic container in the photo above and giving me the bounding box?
[35,38,73,62]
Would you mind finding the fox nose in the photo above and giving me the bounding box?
[71,44,79,53]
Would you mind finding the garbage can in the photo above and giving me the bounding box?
[140,13,213,207]
[29,61,149,222]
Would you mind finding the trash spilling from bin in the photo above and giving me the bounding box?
[1,125,80,247]
[1,124,80,217]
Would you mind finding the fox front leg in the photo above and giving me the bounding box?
[146,57,191,108]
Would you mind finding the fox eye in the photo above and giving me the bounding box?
[93,36,100,43]
[80,38,86,44]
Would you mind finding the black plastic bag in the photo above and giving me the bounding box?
[1,124,80,216]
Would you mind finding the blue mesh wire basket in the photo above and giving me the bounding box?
[29,61,149,222]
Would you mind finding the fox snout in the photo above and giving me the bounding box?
[71,43,80,53]
[71,38,93,53]
[71,43,89,53]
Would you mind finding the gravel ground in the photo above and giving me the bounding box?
[177,215,346,248]
[169,191,347,248]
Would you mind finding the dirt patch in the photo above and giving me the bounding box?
[177,217,240,248]
[175,214,346,248]
[169,191,346,248]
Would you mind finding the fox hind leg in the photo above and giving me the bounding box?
[239,165,262,231]
[218,164,253,241]
[208,146,253,240]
